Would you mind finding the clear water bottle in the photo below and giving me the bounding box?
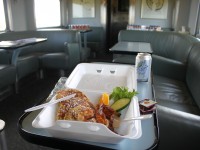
[135,53,152,82]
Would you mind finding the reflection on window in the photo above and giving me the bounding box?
[0,0,6,31]
[34,0,61,28]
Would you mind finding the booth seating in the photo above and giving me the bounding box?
[86,27,106,58]
[114,30,200,149]
[0,49,16,98]
[0,65,16,98]
[0,29,91,97]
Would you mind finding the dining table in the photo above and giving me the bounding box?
[17,62,159,150]
[0,38,47,66]
[0,38,47,93]
[109,41,153,55]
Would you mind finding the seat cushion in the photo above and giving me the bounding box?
[0,65,16,88]
[153,75,200,115]
[39,53,70,70]
[157,105,200,150]
[17,55,39,80]
[0,49,12,64]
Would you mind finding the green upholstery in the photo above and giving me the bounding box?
[152,55,187,81]
[17,55,39,80]
[154,75,200,115]
[116,30,199,81]
[114,30,200,116]
[86,27,106,57]
[116,30,200,149]
[186,43,200,108]
[65,43,81,70]
[0,29,89,93]
[118,30,197,62]
[0,49,11,64]
[0,65,16,89]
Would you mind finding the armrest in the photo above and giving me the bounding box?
[0,49,12,64]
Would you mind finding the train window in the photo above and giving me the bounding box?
[34,0,61,28]
[0,0,6,31]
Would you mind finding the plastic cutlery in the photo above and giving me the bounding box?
[25,94,76,112]
[123,114,152,121]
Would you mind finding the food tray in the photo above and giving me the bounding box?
[32,91,141,144]
[32,63,141,144]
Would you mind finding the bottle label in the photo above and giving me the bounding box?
[136,58,151,82]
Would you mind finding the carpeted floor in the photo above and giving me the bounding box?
[0,74,61,150]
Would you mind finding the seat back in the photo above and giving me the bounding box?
[118,30,198,62]
[118,30,199,80]
[186,42,200,108]
[0,30,80,55]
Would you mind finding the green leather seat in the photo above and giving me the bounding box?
[0,65,16,90]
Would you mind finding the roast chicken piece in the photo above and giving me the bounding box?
[55,88,120,132]
[56,89,96,122]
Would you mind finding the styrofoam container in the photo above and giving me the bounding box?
[65,63,137,93]
[32,63,142,144]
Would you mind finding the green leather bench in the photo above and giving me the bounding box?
[0,29,91,95]
[86,27,106,57]
[114,30,200,149]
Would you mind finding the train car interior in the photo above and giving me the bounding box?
[0,0,200,150]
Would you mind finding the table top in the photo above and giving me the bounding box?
[68,29,92,33]
[0,38,47,49]
[109,42,153,54]
[17,64,159,150]
[0,37,47,66]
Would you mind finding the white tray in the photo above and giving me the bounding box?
[32,63,141,144]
